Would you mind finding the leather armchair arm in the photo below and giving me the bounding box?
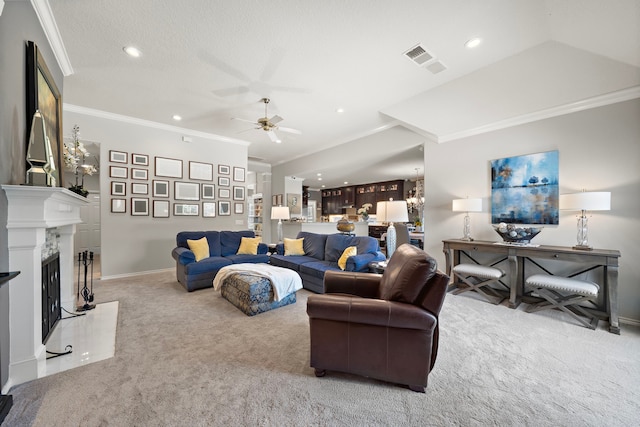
[323,270,381,298]
[307,294,437,331]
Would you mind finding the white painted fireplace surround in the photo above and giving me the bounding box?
[1,185,88,392]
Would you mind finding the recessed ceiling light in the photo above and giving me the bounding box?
[172,115,182,121]
[336,108,345,113]
[275,139,282,144]
[123,46,142,57]
[317,173,322,176]
[321,185,325,188]
[464,38,482,49]
[318,177,322,181]
[344,181,348,185]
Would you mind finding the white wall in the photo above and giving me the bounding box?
[423,99,640,322]
[64,109,249,278]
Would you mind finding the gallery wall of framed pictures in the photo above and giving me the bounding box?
[108,150,247,219]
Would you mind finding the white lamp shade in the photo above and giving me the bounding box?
[271,206,290,220]
[452,198,482,212]
[560,192,611,211]
[384,200,409,223]
[376,201,387,222]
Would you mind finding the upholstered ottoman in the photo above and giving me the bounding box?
[215,264,302,316]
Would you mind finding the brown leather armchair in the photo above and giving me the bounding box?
[306,244,449,392]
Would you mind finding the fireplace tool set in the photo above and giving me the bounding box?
[77,250,96,311]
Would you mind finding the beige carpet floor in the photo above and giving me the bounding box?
[4,270,640,426]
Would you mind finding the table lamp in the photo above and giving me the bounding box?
[559,191,611,250]
[452,197,482,241]
[271,206,290,243]
[379,200,408,259]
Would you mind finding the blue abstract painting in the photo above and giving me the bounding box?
[491,151,559,224]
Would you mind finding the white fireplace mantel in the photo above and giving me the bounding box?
[1,185,89,392]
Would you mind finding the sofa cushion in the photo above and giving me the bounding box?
[224,254,270,264]
[299,261,341,280]
[184,256,232,276]
[379,244,437,304]
[297,232,328,259]
[284,238,305,256]
[237,237,261,255]
[269,254,318,271]
[176,231,221,257]
[220,230,255,257]
[338,246,357,270]
[187,237,210,262]
[325,234,374,262]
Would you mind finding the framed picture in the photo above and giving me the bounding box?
[26,41,63,187]
[174,203,199,216]
[109,150,128,164]
[287,193,302,215]
[111,198,126,213]
[110,165,128,179]
[132,153,149,166]
[219,188,230,199]
[131,168,148,180]
[218,164,230,175]
[189,161,213,181]
[111,181,126,196]
[233,186,245,201]
[219,201,231,216]
[153,180,169,198]
[272,195,278,206]
[131,182,148,195]
[131,198,149,216]
[490,150,559,225]
[203,202,216,218]
[153,200,170,218]
[155,156,183,178]
[276,194,283,206]
[202,183,215,199]
[234,202,244,214]
[218,176,230,187]
[175,181,200,200]
[233,167,245,182]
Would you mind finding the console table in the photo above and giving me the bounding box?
[442,239,621,334]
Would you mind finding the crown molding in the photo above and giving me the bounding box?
[439,86,640,143]
[63,103,250,146]
[30,0,73,76]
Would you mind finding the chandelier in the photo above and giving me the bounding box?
[406,168,424,214]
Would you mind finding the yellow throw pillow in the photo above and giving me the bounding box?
[237,237,261,255]
[284,238,305,256]
[338,246,357,270]
[187,237,209,262]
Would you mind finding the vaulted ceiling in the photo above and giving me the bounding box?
[45,0,640,188]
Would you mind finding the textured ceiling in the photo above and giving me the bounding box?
[47,0,640,188]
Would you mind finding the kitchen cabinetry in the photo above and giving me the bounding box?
[322,179,406,216]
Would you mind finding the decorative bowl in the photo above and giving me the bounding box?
[336,217,355,233]
[493,223,541,244]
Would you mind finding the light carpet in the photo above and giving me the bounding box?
[4,270,640,426]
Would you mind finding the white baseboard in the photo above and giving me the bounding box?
[619,316,640,327]
[100,268,173,281]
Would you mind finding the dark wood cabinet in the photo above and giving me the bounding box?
[322,179,407,216]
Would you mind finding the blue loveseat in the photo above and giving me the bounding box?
[269,231,385,293]
[171,230,269,292]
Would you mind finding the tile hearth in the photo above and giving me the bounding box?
[41,301,118,377]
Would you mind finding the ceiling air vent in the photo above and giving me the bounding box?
[403,44,434,66]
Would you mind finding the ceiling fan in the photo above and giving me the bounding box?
[233,98,301,143]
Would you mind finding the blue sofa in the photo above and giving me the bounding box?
[269,231,385,293]
[171,230,269,292]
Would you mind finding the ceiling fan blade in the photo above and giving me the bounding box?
[267,130,281,143]
[231,117,259,125]
[278,126,301,135]
[269,115,284,125]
